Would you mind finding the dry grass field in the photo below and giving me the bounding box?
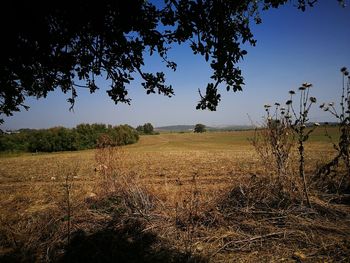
[0,130,349,262]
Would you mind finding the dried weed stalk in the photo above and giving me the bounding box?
[251,83,318,208]
[61,164,78,247]
[286,83,318,207]
[250,102,295,179]
[94,134,126,193]
[175,173,201,254]
[94,135,156,220]
[53,160,82,257]
[318,67,350,193]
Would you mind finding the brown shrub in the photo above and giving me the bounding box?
[219,175,304,212]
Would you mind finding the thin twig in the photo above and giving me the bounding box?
[212,231,288,256]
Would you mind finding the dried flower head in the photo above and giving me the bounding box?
[286,100,292,105]
[264,104,271,108]
[280,107,286,111]
[299,86,306,91]
[328,102,334,107]
[345,71,349,76]
[319,103,325,109]
[341,67,347,73]
[310,97,317,103]
[303,82,312,88]
[275,102,280,106]
[324,107,329,111]
[289,90,295,95]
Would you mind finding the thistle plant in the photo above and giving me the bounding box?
[318,67,350,192]
[250,102,295,179]
[286,83,318,207]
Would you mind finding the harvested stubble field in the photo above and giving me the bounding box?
[0,129,349,262]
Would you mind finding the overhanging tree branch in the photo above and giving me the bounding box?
[0,0,345,123]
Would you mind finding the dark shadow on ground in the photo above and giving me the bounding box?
[0,218,207,263]
[55,219,207,263]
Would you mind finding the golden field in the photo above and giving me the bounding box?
[0,130,349,262]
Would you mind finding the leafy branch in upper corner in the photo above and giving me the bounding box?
[0,1,346,124]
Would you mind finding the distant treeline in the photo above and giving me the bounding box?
[0,124,139,152]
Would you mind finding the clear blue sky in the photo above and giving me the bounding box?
[3,1,350,130]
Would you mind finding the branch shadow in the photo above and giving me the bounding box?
[55,219,207,263]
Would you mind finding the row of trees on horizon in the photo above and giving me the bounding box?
[0,121,213,152]
[0,123,140,153]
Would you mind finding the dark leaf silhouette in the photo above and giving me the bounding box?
[0,0,341,122]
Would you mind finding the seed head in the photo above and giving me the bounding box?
[280,107,286,111]
[275,102,280,106]
[345,71,349,76]
[286,100,292,105]
[264,104,271,108]
[310,97,317,103]
[303,82,312,88]
[319,103,325,109]
[341,67,347,73]
[324,107,329,111]
[328,102,334,107]
[299,86,306,91]
[289,90,295,95]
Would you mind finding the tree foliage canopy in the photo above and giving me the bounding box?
[0,123,139,152]
[194,123,206,133]
[0,0,344,123]
[136,123,155,134]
